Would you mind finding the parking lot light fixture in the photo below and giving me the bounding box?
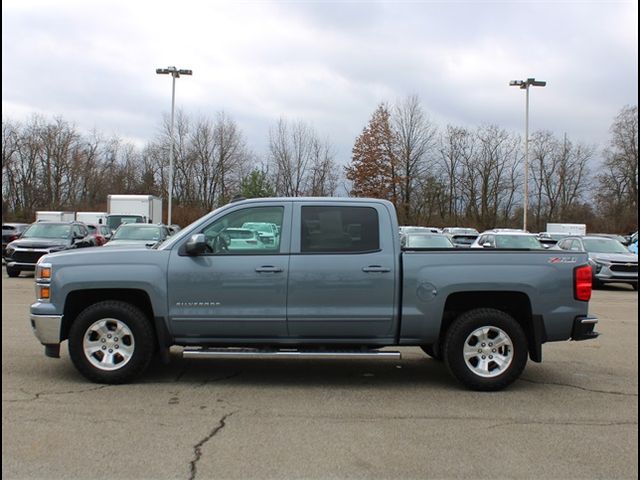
[510,77,546,231]
[156,66,192,225]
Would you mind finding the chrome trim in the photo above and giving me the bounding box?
[30,314,62,344]
[183,348,401,359]
[580,317,598,325]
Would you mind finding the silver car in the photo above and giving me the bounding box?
[556,236,638,290]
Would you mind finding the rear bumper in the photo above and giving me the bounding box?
[571,315,599,341]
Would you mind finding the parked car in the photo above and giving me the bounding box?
[103,224,171,248]
[471,231,545,249]
[399,226,440,235]
[442,227,479,248]
[589,233,630,246]
[401,233,455,249]
[4,222,93,277]
[216,227,267,251]
[241,222,279,245]
[2,223,31,259]
[85,223,112,246]
[537,232,569,249]
[555,236,638,290]
[167,224,181,236]
[629,231,638,254]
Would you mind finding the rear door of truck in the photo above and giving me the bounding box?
[286,200,399,340]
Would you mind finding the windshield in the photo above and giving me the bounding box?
[112,226,162,241]
[405,235,453,248]
[452,235,477,245]
[107,215,144,231]
[448,228,478,235]
[495,235,543,249]
[583,238,631,254]
[22,223,71,239]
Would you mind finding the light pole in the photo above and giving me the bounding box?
[156,66,192,225]
[509,77,546,232]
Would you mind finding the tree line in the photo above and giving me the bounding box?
[2,100,637,233]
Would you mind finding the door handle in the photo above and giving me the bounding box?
[362,265,391,273]
[255,266,283,273]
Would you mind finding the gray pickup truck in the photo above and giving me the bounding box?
[30,198,598,391]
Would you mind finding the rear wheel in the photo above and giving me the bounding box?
[443,308,528,391]
[68,301,155,384]
[6,266,20,277]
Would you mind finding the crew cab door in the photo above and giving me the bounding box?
[287,202,398,339]
[167,203,291,340]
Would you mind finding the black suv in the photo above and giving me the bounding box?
[4,222,93,277]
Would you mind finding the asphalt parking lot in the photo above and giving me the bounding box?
[2,271,638,480]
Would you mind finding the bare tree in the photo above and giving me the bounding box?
[270,118,337,197]
[596,105,638,232]
[392,95,438,224]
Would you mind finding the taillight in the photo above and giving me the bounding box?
[9,234,19,241]
[574,265,592,301]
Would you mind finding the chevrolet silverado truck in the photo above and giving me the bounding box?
[30,198,598,391]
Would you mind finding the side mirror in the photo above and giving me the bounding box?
[482,242,493,248]
[185,234,208,255]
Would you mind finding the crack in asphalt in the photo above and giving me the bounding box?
[4,385,110,403]
[188,411,237,480]
[519,377,638,396]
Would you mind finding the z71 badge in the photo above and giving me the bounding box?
[549,256,577,264]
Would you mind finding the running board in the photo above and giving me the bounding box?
[182,347,402,359]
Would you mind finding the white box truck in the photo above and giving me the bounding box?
[106,195,162,231]
[35,211,75,222]
[76,211,108,225]
[546,223,587,236]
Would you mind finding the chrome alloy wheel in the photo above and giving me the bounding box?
[82,318,135,371]
[462,326,514,378]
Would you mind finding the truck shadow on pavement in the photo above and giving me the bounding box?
[141,353,474,391]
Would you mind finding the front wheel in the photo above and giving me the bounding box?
[68,301,155,384]
[443,308,528,391]
[6,266,20,277]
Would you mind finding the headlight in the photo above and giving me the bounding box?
[35,262,52,302]
[35,262,52,282]
[48,245,67,253]
[5,246,15,256]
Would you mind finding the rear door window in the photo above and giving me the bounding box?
[300,206,379,253]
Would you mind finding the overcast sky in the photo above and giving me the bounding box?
[2,0,638,165]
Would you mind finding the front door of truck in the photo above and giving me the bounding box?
[287,203,396,339]
[167,203,291,340]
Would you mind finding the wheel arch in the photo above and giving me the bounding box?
[439,291,545,362]
[62,289,157,344]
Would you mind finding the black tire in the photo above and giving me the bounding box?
[68,301,155,384]
[443,308,528,391]
[420,344,443,361]
[6,266,20,277]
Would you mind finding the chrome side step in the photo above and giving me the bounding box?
[182,347,402,360]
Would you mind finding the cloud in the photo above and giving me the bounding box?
[2,0,637,164]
